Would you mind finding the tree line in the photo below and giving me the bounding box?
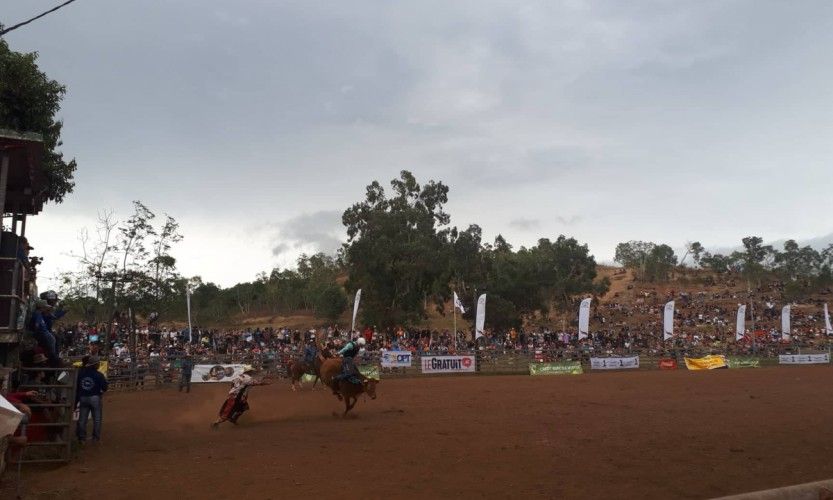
[615,237,833,300]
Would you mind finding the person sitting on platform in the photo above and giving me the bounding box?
[30,301,61,367]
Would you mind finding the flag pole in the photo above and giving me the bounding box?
[186,288,193,344]
[453,299,457,351]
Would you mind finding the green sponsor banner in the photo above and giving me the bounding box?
[529,361,583,376]
[726,357,760,369]
[303,365,380,383]
[359,364,380,380]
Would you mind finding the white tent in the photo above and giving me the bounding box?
[0,393,23,438]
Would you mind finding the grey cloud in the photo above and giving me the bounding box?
[7,1,833,286]
[509,218,540,230]
[272,210,344,257]
[555,215,582,226]
[271,243,289,257]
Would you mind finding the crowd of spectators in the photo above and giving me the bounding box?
[49,286,833,376]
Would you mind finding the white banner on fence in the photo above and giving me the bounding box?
[421,355,476,374]
[380,350,413,368]
[590,356,640,370]
[736,304,746,341]
[778,354,830,365]
[191,364,249,383]
[578,297,591,340]
[663,301,674,340]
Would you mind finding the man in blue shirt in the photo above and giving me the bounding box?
[179,355,193,393]
[40,290,66,331]
[31,300,60,366]
[303,340,318,366]
[76,355,109,443]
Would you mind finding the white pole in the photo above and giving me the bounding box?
[453,302,457,351]
[186,289,193,344]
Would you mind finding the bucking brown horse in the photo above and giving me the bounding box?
[318,355,378,418]
[288,347,331,391]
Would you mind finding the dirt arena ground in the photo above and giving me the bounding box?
[4,366,833,499]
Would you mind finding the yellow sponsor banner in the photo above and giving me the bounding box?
[684,355,728,370]
[72,360,109,377]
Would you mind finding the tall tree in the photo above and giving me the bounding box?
[0,39,76,202]
[342,171,451,328]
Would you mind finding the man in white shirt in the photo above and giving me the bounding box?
[211,369,270,429]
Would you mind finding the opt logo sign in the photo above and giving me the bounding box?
[381,351,412,368]
[421,356,476,374]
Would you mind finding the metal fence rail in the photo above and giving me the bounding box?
[11,366,77,465]
[90,346,833,391]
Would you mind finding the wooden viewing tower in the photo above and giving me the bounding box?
[0,129,78,469]
[0,128,47,368]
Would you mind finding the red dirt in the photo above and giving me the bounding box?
[5,367,833,499]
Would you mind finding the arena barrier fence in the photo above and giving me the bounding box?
[90,346,832,391]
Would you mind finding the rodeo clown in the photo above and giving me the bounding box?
[212,367,270,429]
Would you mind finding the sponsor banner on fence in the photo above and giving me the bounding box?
[658,358,678,370]
[381,351,413,368]
[684,355,728,370]
[726,357,761,369]
[421,356,475,374]
[305,364,381,383]
[358,364,380,380]
[528,361,583,376]
[590,356,639,370]
[191,364,249,383]
[778,354,830,365]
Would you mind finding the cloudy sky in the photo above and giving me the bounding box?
[4,1,833,288]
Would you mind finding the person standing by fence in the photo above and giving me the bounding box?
[76,356,108,444]
[179,356,193,393]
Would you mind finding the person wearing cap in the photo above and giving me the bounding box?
[331,336,366,394]
[75,355,108,443]
[30,300,61,367]
[211,368,270,429]
[39,290,66,328]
